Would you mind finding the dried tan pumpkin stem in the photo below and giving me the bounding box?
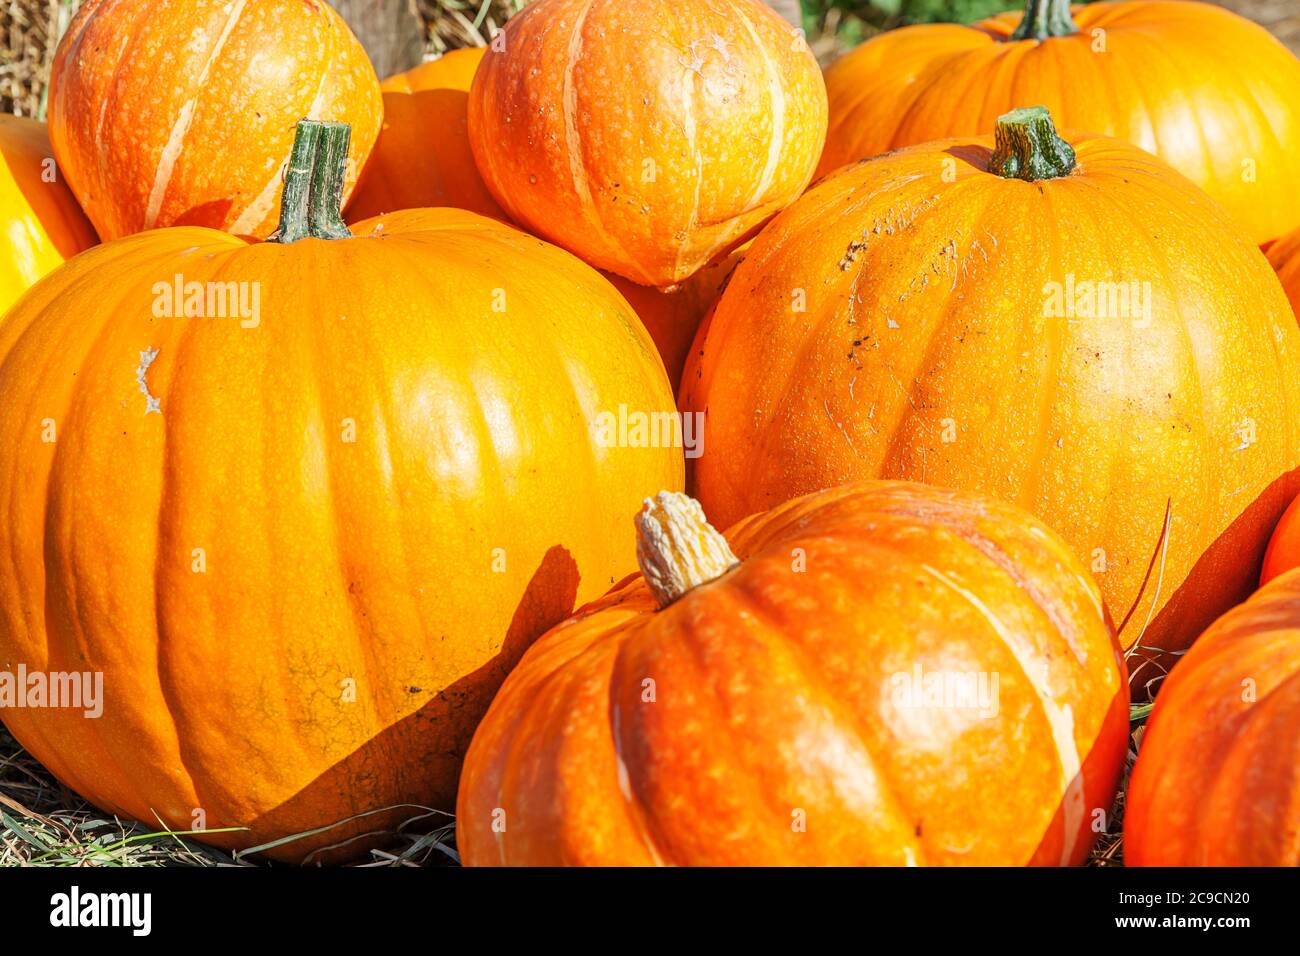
[635,492,739,608]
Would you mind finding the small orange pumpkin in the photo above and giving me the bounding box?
[683,107,1300,672]
[458,483,1129,866]
[0,115,97,317]
[467,0,827,286]
[818,0,1300,246]
[1125,568,1300,865]
[0,121,682,862]
[346,48,505,222]
[1267,226,1300,328]
[49,0,382,240]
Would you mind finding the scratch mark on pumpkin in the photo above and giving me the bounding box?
[136,348,161,415]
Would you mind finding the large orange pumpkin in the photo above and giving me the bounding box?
[48,0,382,240]
[683,107,1300,679]
[458,482,1129,866]
[0,115,98,317]
[346,48,505,223]
[467,0,827,286]
[818,0,1300,246]
[0,121,683,862]
[1125,568,1300,865]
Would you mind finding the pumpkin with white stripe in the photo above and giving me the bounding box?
[457,483,1129,866]
[48,0,381,240]
[467,0,827,287]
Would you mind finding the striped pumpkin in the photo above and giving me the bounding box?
[467,0,827,287]
[48,0,382,240]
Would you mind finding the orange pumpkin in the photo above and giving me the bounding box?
[467,0,827,286]
[0,115,97,317]
[346,48,505,223]
[48,0,382,240]
[819,0,1300,246]
[683,107,1300,678]
[605,242,749,393]
[1125,568,1300,865]
[458,483,1129,866]
[1267,226,1300,326]
[0,121,683,862]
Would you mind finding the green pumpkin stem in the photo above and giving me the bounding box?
[989,106,1077,182]
[271,120,352,243]
[1011,0,1078,41]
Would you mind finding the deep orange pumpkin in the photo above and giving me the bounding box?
[48,0,382,240]
[0,115,98,317]
[1267,226,1300,327]
[467,0,828,286]
[458,482,1129,866]
[605,242,749,393]
[818,0,1300,246]
[346,48,505,223]
[1125,568,1300,865]
[683,107,1300,678]
[0,122,683,862]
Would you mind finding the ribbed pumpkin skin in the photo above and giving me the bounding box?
[0,116,97,317]
[606,242,748,392]
[0,208,683,861]
[1125,569,1300,865]
[49,0,382,240]
[819,1,1300,246]
[458,481,1129,866]
[682,133,1300,666]
[1268,227,1300,329]
[467,0,827,286]
[346,48,504,222]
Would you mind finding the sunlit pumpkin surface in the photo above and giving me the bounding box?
[683,125,1300,676]
[0,205,683,861]
[819,1,1300,246]
[468,0,828,287]
[0,115,97,317]
[48,0,382,240]
[458,482,1129,866]
[1125,567,1300,865]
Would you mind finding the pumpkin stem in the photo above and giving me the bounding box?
[989,106,1077,182]
[635,491,739,608]
[270,120,352,243]
[1011,0,1078,40]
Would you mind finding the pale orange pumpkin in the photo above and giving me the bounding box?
[819,0,1300,246]
[0,121,682,862]
[1125,568,1300,865]
[458,483,1129,866]
[467,0,828,286]
[49,0,382,240]
[683,107,1300,679]
[346,48,505,222]
[0,115,97,317]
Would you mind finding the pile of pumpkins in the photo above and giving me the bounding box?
[1,0,1298,867]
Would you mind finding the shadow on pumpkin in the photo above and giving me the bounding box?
[1125,466,1300,695]
[236,544,580,864]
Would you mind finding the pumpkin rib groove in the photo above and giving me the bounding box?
[726,549,928,861]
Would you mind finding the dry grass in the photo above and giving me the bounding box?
[0,723,458,867]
